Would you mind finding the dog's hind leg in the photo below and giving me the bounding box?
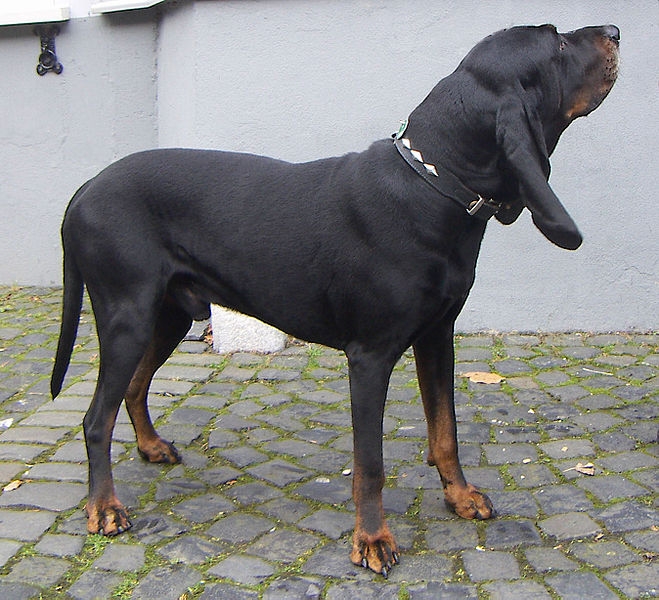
[347,345,400,577]
[124,297,192,464]
[83,300,157,536]
[414,322,494,520]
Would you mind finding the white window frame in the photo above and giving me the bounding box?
[90,0,165,14]
[0,0,70,26]
[0,0,167,23]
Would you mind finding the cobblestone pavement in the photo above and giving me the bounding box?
[0,286,657,599]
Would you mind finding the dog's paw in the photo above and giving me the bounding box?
[445,484,495,520]
[85,500,132,536]
[350,526,400,578]
[137,437,181,464]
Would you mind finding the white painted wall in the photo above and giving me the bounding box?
[1,0,656,335]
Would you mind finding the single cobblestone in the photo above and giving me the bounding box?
[4,555,71,587]
[524,546,579,573]
[199,582,259,599]
[425,521,479,552]
[462,549,521,581]
[0,508,57,541]
[408,581,478,599]
[0,287,656,598]
[157,535,225,564]
[0,540,22,568]
[67,571,123,600]
[207,554,275,586]
[131,564,203,600]
[546,571,620,600]
[92,542,145,571]
[263,576,323,600]
[483,518,542,548]
[33,533,85,557]
[603,562,659,598]
[298,508,354,539]
[206,513,275,544]
[569,540,639,568]
[538,511,602,540]
[484,580,553,599]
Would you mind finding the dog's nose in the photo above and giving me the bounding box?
[603,24,620,42]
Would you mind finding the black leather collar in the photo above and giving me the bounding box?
[392,123,500,220]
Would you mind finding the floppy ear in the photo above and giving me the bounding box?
[496,96,582,249]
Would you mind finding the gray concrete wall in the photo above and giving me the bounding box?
[1,0,657,332]
[0,12,158,284]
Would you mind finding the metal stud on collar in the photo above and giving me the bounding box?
[401,138,439,178]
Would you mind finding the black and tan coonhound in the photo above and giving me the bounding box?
[52,24,619,576]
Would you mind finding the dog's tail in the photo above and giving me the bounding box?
[50,251,84,399]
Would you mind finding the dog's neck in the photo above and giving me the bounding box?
[392,118,501,219]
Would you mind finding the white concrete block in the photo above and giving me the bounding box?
[210,305,286,354]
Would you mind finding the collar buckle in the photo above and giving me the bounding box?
[467,195,501,217]
[467,196,486,215]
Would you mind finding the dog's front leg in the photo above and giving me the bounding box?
[414,323,494,520]
[346,346,400,577]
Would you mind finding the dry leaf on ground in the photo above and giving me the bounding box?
[461,371,504,384]
[563,462,596,476]
[3,480,24,492]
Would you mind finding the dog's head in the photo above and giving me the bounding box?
[463,25,620,249]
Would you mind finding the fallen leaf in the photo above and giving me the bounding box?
[563,462,595,476]
[575,462,596,475]
[461,371,504,384]
[3,480,23,492]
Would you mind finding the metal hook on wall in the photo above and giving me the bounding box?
[34,25,63,76]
